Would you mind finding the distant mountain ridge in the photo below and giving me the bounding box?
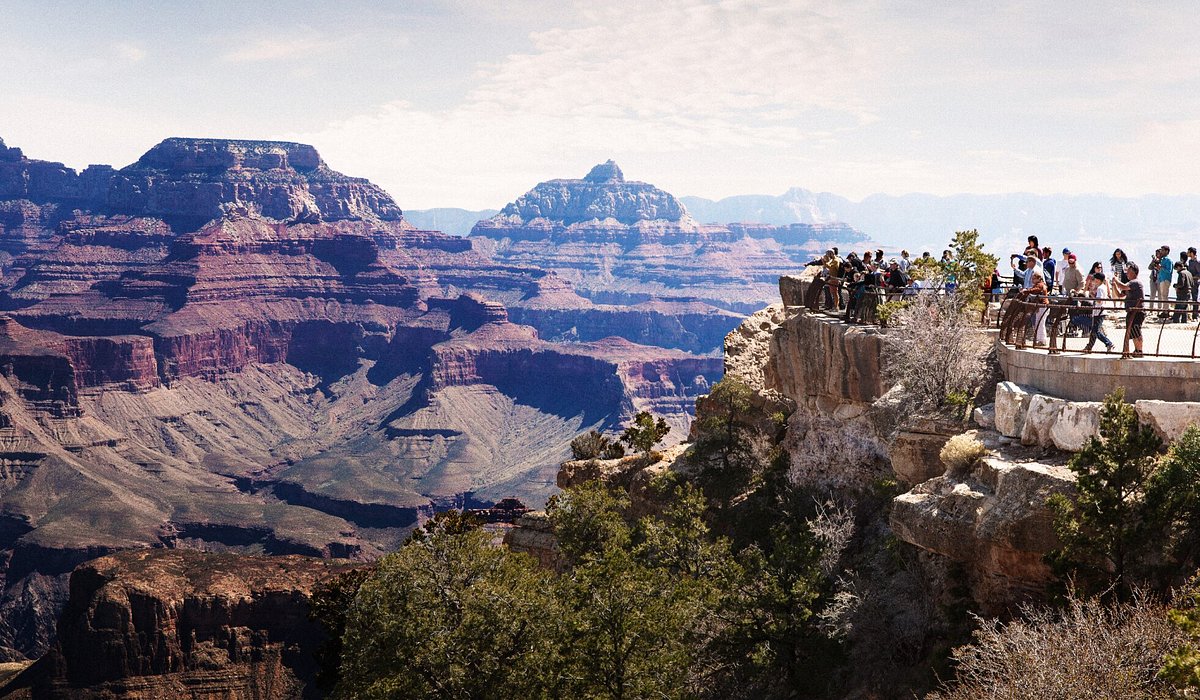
[682,189,1200,261]
[404,207,499,236]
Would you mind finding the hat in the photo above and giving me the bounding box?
[1062,247,1071,254]
[1066,253,1077,261]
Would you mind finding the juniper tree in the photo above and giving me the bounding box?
[621,411,670,455]
[1047,388,1163,595]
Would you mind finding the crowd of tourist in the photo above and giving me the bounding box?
[806,234,1200,359]
[805,246,954,323]
[1000,235,1200,358]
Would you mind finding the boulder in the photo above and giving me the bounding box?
[1134,400,1200,443]
[779,273,812,307]
[890,430,951,485]
[994,382,1034,438]
[973,402,996,429]
[1021,394,1067,447]
[891,451,1075,613]
[1050,401,1101,451]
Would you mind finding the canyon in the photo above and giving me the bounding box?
[0,136,732,662]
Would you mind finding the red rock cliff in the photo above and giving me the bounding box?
[0,548,355,699]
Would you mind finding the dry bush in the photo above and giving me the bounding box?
[886,294,991,410]
[927,592,1185,700]
[939,434,987,476]
[806,498,856,578]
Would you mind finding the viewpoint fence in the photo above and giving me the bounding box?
[997,294,1200,359]
[799,274,1020,325]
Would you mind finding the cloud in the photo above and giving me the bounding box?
[112,42,146,63]
[290,0,887,207]
[220,28,334,63]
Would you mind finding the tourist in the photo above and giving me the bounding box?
[1056,248,1072,289]
[1027,235,1040,256]
[1188,248,1200,319]
[1174,260,1194,323]
[1157,246,1174,315]
[940,250,957,293]
[983,266,1002,301]
[1083,272,1115,353]
[1028,271,1050,347]
[1110,248,1129,284]
[1041,247,1057,293]
[1149,246,1172,310]
[875,249,884,265]
[898,250,912,273]
[1061,254,1084,294]
[845,256,869,323]
[886,260,907,300]
[1114,263,1145,358]
[822,249,842,310]
[1010,254,1027,290]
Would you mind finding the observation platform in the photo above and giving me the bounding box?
[996,297,1200,402]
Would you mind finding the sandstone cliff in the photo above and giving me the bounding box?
[732,276,1076,612]
[0,549,353,699]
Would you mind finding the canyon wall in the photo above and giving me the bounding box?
[0,548,353,699]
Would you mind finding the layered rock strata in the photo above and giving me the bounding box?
[0,548,354,699]
[471,162,869,317]
[0,137,724,661]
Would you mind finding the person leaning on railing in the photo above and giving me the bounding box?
[1015,271,1051,347]
[1113,262,1145,358]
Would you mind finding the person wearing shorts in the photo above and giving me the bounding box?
[1115,263,1145,358]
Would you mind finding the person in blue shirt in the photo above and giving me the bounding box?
[1041,247,1056,293]
[1152,246,1173,316]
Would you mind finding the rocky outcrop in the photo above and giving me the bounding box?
[891,443,1075,613]
[767,311,888,406]
[106,138,404,230]
[503,512,561,571]
[0,548,354,699]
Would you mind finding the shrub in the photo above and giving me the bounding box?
[570,429,620,460]
[927,592,1184,700]
[876,299,910,327]
[884,292,991,411]
[1047,388,1163,594]
[939,434,987,475]
[621,411,670,455]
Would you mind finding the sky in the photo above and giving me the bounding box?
[4,0,1200,210]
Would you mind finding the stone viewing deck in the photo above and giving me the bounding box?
[997,340,1200,402]
[996,297,1200,402]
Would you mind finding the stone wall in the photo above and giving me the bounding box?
[993,380,1200,449]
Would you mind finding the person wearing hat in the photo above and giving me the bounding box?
[1061,254,1084,294]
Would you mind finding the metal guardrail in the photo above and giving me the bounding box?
[799,274,1019,325]
[998,294,1200,358]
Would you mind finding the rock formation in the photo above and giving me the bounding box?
[0,548,354,699]
[471,162,870,318]
[733,275,1079,612]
